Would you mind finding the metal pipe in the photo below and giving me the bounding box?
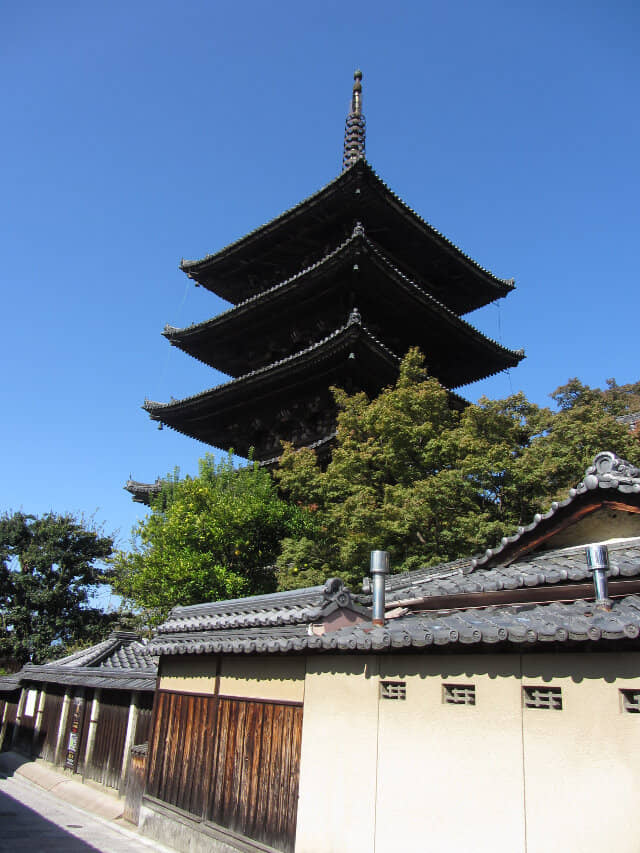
[585,544,612,610]
[371,550,390,626]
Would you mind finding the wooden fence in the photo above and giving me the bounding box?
[147,690,303,853]
[6,685,154,802]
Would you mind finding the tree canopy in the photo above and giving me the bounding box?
[111,453,312,622]
[0,512,115,666]
[275,350,640,590]
[112,354,640,612]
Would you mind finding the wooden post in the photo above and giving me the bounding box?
[11,686,28,747]
[53,689,72,764]
[83,688,101,773]
[120,691,140,790]
[0,698,10,751]
[32,686,47,751]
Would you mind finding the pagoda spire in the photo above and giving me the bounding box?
[342,70,366,170]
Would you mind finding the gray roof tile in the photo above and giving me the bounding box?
[148,596,640,657]
[12,632,158,693]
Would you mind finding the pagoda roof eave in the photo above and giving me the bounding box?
[145,313,399,420]
[166,227,524,384]
[179,160,514,309]
[124,479,162,505]
[144,315,403,457]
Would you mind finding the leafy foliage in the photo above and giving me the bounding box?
[0,512,115,665]
[275,350,640,590]
[111,453,311,622]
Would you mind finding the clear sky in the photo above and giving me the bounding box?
[2,0,639,563]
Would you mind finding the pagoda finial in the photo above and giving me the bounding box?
[343,70,366,171]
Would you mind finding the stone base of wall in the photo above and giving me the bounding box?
[139,798,281,853]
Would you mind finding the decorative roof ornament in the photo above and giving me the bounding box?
[343,70,366,171]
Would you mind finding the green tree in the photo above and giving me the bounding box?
[111,453,311,622]
[275,350,640,590]
[0,512,115,666]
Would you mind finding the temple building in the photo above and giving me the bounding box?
[140,71,523,471]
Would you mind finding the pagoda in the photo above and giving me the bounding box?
[140,71,523,470]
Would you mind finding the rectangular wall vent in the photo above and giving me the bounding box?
[523,686,562,710]
[380,681,406,700]
[620,689,640,714]
[443,683,476,706]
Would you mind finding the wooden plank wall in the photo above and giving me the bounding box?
[134,692,154,745]
[14,689,37,754]
[147,691,303,853]
[84,689,130,789]
[35,688,65,762]
[1,692,19,751]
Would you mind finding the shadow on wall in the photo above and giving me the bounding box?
[349,651,640,684]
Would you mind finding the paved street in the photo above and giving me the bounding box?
[0,767,175,853]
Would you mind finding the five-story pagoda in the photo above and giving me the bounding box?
[141,71,523,468]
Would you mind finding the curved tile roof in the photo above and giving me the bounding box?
[157,578,358,636]
[149,595,640,656]
[180,160,513,295]
[470,451,640,570]
[10,633,158,693]
[384,538,640,604]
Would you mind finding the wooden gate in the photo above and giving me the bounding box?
[208,697,303,852]
[146,691,303,853]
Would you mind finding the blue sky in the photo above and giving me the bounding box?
[2,0,639,566]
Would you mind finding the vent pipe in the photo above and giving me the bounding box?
[585,544,612,611]
[370,550,390,626]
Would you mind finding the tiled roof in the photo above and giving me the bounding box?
[149,595,640,656]
[327,596,640,649]
[11,633,158,693]
[384,538,640,604]
[156,578,361,635]
[470,451,640,570]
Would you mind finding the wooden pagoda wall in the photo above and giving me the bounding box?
[146,690,303,853]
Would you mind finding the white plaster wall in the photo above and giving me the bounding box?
[374,654,525,853]
[295,651,640,853]
[522,652,640,853]
[295,656,380,853]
